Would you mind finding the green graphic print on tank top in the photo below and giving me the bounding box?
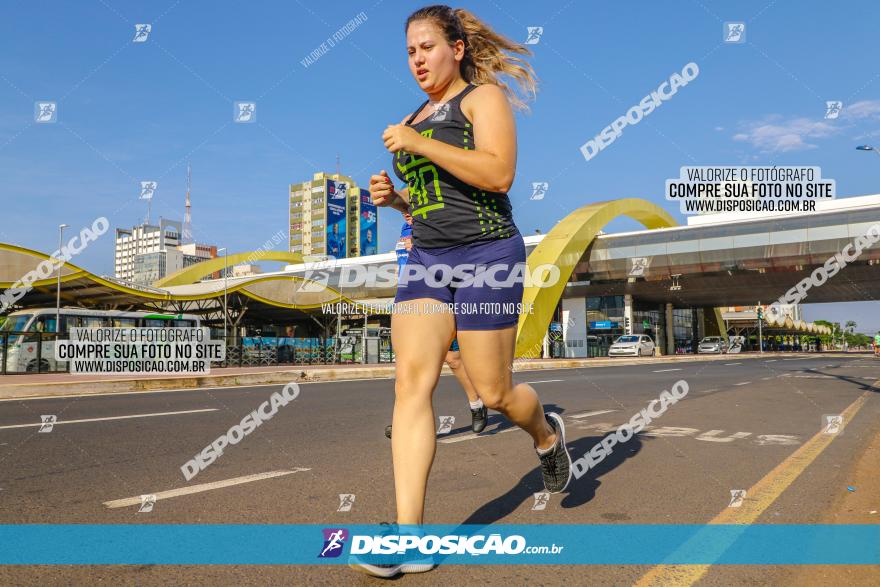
[392,83,518,248]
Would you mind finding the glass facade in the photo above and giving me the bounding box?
[132,252,165,285]
[672,308,703,354]
[577,296,706,356]
[585,296,624,357]
[633,307,662,344]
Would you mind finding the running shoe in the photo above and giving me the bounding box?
[471,404,488,433]
[385,424,392,439]
[537,412,572,493]
[349,522,436,578]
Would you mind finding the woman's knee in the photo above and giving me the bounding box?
[394,369,437,402]
[477,386,508,411]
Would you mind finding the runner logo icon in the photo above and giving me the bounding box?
[319,528,349,558]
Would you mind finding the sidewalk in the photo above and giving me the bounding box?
[0,352,863,400]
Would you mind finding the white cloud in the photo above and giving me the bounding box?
[842,99,880,120]
[732,116,840,152]
[731,101,880,153]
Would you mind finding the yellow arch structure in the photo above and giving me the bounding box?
[515,198,677,358]
[0,243,93,289]
[155,250,305,287]
[0,243,349,309]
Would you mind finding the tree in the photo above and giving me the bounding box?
[814,320,835,348]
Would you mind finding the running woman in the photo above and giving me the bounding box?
[351,5,570,578]
[385,213,488,440]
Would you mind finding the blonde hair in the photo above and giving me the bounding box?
[406,5,538,111]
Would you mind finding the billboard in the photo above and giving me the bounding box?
[326,179,347,258]
[359,187,377,256]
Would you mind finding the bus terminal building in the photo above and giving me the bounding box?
[3,194,878,366]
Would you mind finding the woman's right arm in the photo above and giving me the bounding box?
[369,171,409,213]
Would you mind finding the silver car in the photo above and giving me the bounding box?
[608,334,656,357]
[698,336,728,354]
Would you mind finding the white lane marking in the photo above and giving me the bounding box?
[522,379,565,384]
[699,388,719,393]
[783,358,810,361]
[103,469,310,508]
[724,362,742,366]
[439,427,519,444]
[761,377,774,380]
[568,409,617,419]
[652,368,682,373]
[0,408,219,431]
[764,360,778,363]
[734,381,751,386]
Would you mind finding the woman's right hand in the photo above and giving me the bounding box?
[369,170,396,207]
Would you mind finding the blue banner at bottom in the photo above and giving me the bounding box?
[0,524,877,565]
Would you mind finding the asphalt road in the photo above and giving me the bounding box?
[1,354,879,586]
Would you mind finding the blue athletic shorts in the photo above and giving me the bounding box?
[394,233,526,331]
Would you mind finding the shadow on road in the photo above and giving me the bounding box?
[800,367,880,394]
[458,421,648,525]
[422,424,650,566]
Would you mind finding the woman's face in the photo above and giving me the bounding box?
[406,20,464,92]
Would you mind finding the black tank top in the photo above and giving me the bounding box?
[392,83,519,248]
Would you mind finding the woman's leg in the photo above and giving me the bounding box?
[456,326,556,449]
[392,299,456,524]
[444,349,480,403]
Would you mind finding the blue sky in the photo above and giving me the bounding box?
[2,0,879,332]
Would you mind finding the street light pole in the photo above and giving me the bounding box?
[218,247,228,342]
[55,224,68,333]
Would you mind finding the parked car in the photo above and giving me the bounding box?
[698,336,728,354]
[608,334,655,357]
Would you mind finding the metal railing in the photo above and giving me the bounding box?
[217,336,395,368]
[0,332,397,375]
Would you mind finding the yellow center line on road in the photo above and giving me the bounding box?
[634,385,875,587]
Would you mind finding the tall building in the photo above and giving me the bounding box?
[115,219,218,285]
[231,264,262,278]
[177,242,218,263]
[289,172,377,258]
[114,219,182,282]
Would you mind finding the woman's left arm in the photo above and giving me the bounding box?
[384,85,517,193]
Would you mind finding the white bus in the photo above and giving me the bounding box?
[0,308,202,373]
